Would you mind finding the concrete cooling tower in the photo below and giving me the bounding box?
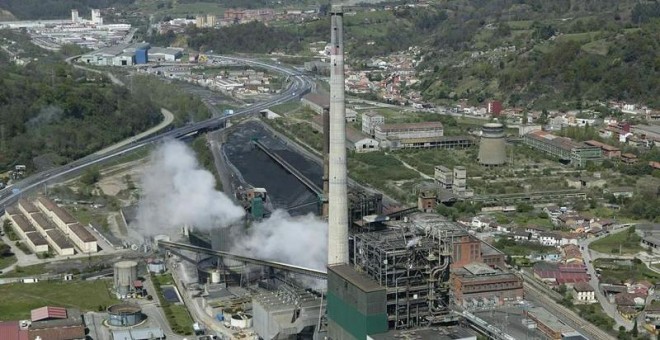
[478,122,507,166]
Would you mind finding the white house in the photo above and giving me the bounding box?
[539,232,561,247]
[572,282,597,304]
[471,216,495,229]
[560,235,579,246]
[497,225,512,233]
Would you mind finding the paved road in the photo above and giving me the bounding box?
[580,225,634,330]
[523,278,616,340]
[95,108,175,156]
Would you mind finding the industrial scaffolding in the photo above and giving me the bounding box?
[350,224,455,329]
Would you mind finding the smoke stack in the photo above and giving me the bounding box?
[322,107,330,217]
[327,5,348,266]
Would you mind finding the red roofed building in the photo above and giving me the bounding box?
[533,261,590,286]
[0,321,28,340]
[31,306,67,321]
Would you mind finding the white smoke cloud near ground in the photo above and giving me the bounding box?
[231,210,328,271]
[133,140,245,236]
[134,139,328,274]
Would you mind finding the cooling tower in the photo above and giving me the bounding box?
[327,5,348,265]
[478,122,507,166]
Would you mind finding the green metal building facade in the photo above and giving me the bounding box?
[327,264,388,340]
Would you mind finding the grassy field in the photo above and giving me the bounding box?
[590,229,644,254]
[593,258,660,284]
[0,252,17,270]
[269,101,302,115]
[152,273,194,335]
[0,280,116,320]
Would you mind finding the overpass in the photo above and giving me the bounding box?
[0,55,314,211]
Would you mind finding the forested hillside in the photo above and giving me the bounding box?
[0,52,160,171]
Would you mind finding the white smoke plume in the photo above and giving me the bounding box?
[231,210,328,271]
[133,140,245,236]
[134,139,329,275]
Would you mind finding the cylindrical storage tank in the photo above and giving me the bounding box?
[114,261,138,293]
[210,269,221,284]
[147,259,166,273]
[230,313,253,329]
[478,122,507,166]
[107,303,143,327]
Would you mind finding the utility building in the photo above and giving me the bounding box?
[523,130,602,167]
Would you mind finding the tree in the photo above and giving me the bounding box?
[632,319,638,337]
[80,167,101,186]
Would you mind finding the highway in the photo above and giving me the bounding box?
[0,55,314,212]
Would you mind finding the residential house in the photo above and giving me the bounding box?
[572,282,597,304]
[527,252,561,262]
[471,216,495,230]
[544,205,564,224]
[496,225,512,233]
[560,233,579,246]
[512,230,531,242]
[539,232,561,247]
[561,244,583,263]
[525,227,544,240]
[558,214,588,231]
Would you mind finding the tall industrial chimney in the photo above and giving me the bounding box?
[327,5,348,266]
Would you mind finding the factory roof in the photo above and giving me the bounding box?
[364,111,384,118]
[149,47,183,56]
[328,264,384,293]
[31,306,67,322]
[0,321,28,340]
[46,229,74,250]
[252,287,323,312]
[111,327,165,340]
[18,199,39,213]
[38,197,77,224]
[480,241,504,257]
[377,121,443,132]
[527,306,575,334]
[25,232,48,247]
[11,214,36,233]
[525,130,585,151]
[30,212,54,231]
[463,262,496,275]
[452,267,520,284]
[30,308,83,329]
[370,326,476,340]
[584,140,620,151]
[68,223,96,243]
[346,126,373,144]
[36,196,57,211]
[302,92,329,109]
[5,206,20,216]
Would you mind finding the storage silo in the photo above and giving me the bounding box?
[478,122,507,166]
[107,303,143,327]
[114,260,138,297]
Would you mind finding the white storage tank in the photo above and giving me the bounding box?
[147,259,166,273]
[210,269,221,284]
[114,260,138,296]
[230,313,253,329]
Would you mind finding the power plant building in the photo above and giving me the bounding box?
[252,288,324,339]
[450,262,523,309]
[477,122,507,166]
[523,130,602,167]
[434,165,453,189]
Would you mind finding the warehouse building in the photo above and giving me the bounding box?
[28,212,55,235]
[29,306,86,340]
[46,229,75,256]
[450,262,523,309]
[68,223,98,253]
[362,111,385,136]
[525,306,577,340]
[7,213,36,239]
[523,130,602,167]
[80,43,181,66]
[25,232,49,253]
[36,196,77,233]
[375,122,443,141]
[18,198,39,216]
[301,93,329,115]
